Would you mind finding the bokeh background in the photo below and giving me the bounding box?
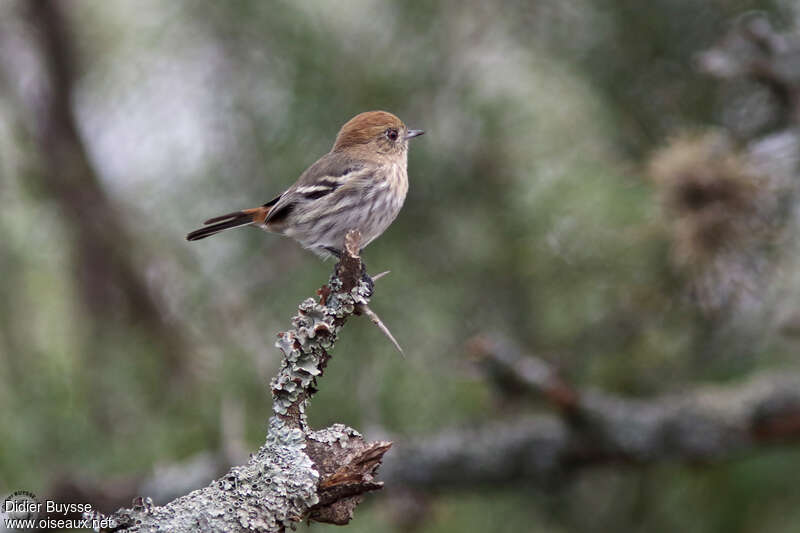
[2,1,800,531]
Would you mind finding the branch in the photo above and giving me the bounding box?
[467,334,579,412]
[383,349,800,489]
[93,231,391,532]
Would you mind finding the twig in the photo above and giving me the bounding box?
[372,270,391,281]
[358,303,404,355]
[467,334,577,412]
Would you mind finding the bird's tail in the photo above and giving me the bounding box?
[186,206,269,241]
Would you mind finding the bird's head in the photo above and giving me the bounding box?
[332,110,424,157]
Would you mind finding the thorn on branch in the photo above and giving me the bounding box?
[358,303,404,355]
[372,270,391,281]
[338,231,403,355]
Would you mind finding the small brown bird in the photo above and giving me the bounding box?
[187,110,424,258]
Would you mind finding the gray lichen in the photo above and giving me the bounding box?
[311,424,363,445]
[270,272,372,427]
[103,417,319,532]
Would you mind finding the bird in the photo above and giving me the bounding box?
[186,110,424,258]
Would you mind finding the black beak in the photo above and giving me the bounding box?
[405,129,425,140]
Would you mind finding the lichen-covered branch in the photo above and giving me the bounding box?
[95,231,391,532]
[382,364,800,489]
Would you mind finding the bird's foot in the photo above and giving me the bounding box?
[360,260,374,297]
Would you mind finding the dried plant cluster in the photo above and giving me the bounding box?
[648,133,776,314]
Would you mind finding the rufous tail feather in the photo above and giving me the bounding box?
[186,207,269,241]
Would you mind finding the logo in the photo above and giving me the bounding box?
[3,490,41,522]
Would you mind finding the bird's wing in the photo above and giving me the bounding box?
[264,153,370,225]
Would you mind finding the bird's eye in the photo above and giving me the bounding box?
[386,128,399,141]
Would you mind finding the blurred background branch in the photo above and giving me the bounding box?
[0,0,190,377]
[384,338,800,491]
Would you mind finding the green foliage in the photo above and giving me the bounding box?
[1,1,799,532]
